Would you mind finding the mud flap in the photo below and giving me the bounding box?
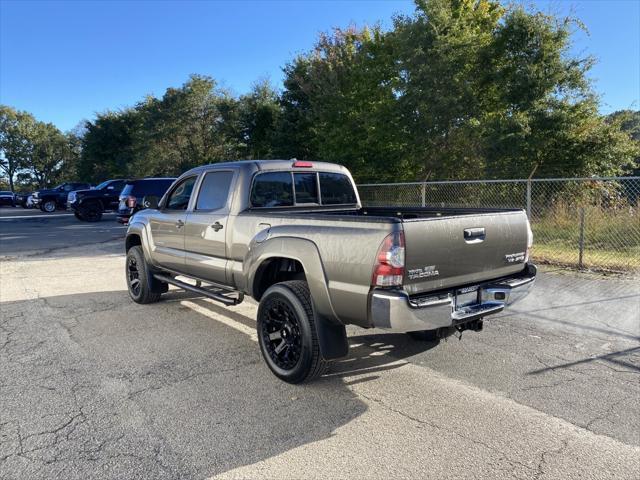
[147,267,169,294]
[315,314,349,360]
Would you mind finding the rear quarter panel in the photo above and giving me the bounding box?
[230,212,395,327]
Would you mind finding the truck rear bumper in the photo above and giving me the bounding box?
[369,263,536,332]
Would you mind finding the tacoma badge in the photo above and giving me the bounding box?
[505,252,526,263]
[408,265,439,279]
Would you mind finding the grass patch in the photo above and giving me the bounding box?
[532,243,640,272]
[531,203,640,272]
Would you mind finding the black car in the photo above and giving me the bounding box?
[117,178,176,224]
[31,182,92,212]
[67,179,128,222]
[14,192,33,208]
[0,191,15,207]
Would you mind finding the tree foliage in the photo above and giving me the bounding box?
[0,105,78,190]
[2,1,639,188]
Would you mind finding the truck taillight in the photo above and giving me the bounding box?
[126,196,137,208]
[372,231,405,287]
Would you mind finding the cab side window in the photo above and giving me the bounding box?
[109,181,124,192]
[196,171,234,211]
[250,172,293,207]
[165,177,197,211]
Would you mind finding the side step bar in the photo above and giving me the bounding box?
[153,274,244,306]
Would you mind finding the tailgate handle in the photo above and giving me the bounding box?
[464,227,485,243]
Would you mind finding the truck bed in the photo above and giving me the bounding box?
[251,205,530,295]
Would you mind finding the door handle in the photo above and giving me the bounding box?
[211,221,223,232]
[176,219,184,228]
[464,227,485,243]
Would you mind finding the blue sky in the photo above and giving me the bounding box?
[1,0,638,132]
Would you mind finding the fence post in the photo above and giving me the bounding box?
[525,164,537,219]
[526,180,532,219]
[421,182,426,207]
[578,207,585,269]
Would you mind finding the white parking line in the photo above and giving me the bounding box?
[0,213,117,220]
[0,213,74,220]
[181,299,258,342]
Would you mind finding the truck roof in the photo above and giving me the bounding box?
[182,159,349,177]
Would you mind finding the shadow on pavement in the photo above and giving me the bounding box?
[0,289,437,479]
[528,345,640,375]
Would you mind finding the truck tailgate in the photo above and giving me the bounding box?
[402,210,529,295]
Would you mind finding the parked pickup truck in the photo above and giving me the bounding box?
[125,160,535,383]
[68,179,128,221]
[31,182,92,212]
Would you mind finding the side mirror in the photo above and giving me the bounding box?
[142,195,159,209]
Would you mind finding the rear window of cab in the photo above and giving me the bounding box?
[250,171,357,208]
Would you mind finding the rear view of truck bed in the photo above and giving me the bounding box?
[397,207,531,295]
[315,205,533,295]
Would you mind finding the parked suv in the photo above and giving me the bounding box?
[67,179,127,222]
[117,178,175,224]
[14,192,33,208]
[0,191,15,207]
[31,182,92,212]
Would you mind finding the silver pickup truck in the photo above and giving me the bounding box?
[125,160,535,383]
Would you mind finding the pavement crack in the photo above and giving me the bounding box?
[519,377,577,391]
[353,389,537,474]
[585,395,632,431]
[534,438,570,479]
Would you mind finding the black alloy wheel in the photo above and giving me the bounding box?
[260,297,303,371]
[257,281,328,383]
[125,246,164,304]
[127,254,142,297]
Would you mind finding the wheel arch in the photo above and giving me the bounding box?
[125,221,155,266]
[252,257,306,302]
[246,236,349,361]
[125,233,142,252]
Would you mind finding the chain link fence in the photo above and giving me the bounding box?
[358,177,640,273]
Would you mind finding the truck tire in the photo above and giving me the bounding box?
[41,200,56,212]
[126,246,162,304]
[80,202,103,222]
[257,280,328,384]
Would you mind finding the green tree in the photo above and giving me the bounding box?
[280,26,408,182]
[275,57,317,160]
[140,74,242,175]
[26,122,78,187]
[606,110,640,174]
[391,0,505,179]
[0,105,36,191]
[0,105,78,190]
[277,0,637,181]
[80,108,144,182]
[238,80,281,159]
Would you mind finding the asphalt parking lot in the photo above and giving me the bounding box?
[0,207,126,255]
[0,212,639,479]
